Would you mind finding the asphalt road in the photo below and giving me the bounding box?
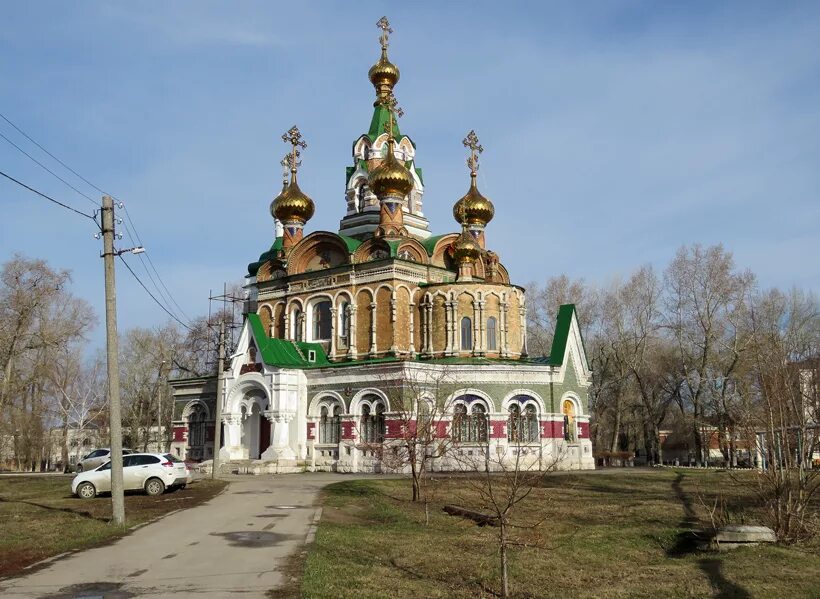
[0,472,357,599]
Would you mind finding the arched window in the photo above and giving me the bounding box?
[292,308,303,341]
[453,402,487,443]
[312,301,332,340]
[487,316,497,351]
[189,404,207,448]
[319,404,342,444]
[360,401,386,444]
[508,404,539,443]
[461,317,473,350]
[563,399,577,442]
[339,301,350,346]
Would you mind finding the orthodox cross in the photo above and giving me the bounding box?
[377,16,392,51]
[463,129,483,174]
[281,126,307,174]
[381,94,404,141]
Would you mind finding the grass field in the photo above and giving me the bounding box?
[297,469,820,599]
[0,474,227,578]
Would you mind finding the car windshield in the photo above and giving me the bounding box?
[97,461,112,471]
[163,454,184,463]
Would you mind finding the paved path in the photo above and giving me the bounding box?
[0,472,358,599]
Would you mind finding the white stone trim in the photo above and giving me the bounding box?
[500,389,547,414]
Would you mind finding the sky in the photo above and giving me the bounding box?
[1,1,819,350]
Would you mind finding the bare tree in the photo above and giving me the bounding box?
[50,355,107,470]
[0,255,93,470]
[664,244,754,465]
[746,287,819,541]
[452,438,566,598]
[364,366,456,517]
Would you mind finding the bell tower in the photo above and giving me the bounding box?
[338,17,431,240]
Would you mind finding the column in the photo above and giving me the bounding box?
[221,413,243,460]
[283,312,291,341]
[347,304,358,359]
[329,307,338,360]
[444,300,453,356]
[519,305,528,356]
[500,300,510,358]
[389,293,398,355]
[426,302,433,355]
[408,302,416,357]
[261,411,297,461]
[369,302,377,357]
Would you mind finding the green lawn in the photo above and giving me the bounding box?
[0,475,226,577]
[297,470,820,599]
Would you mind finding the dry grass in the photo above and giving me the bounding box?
[299,469,820,599]
[0,474,226,577]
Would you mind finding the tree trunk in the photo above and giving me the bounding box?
[610,391,622,453]
[500,521,509,599]
[654,422,663,465]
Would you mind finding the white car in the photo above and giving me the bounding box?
[72,453,190,499]
[75,448,134,473]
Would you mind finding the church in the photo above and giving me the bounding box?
[170,18,594,473]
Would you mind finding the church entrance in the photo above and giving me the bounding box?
[243,403,262,459]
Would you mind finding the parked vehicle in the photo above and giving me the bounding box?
[75,448,134,473]
[71,453,190,499]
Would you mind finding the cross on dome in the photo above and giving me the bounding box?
[381,95,404,140]
[377,16,392,51]
[282,126,307,174]
[463,130,484,174]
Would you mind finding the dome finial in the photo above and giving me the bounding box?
[453,130,494,232]
[271,126,314,250]
[369,17,400,105]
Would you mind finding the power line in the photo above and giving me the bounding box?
[118,255,193,331]
[122,204,193,323]
[0,169,98,223]
[0,111,193,324]
[0,111,106,199]
[0,129,98,207]
[118,210,189,325]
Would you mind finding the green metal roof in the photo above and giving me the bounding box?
[368,105,402,142]
[247,237,284,276]
[548,304,588,368]
[338,235,363,253]
[247,313,330,368]
[421,234,449,256]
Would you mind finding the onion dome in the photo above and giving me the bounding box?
[270,173,315,224]
[369,47,400,103]
[453,171,494,227]
[369,138,414,198]
[452,224,482,265]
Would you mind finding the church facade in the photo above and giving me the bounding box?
[170,18,594,473]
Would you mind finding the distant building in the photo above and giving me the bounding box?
[171,19,594,473]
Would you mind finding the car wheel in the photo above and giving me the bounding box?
[76,482,96,499]
[144,478,165,496]
[75,465,83,473]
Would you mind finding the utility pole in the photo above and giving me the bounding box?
[157,360,167,452]
[211,319,226,479]
[101,195,125,525]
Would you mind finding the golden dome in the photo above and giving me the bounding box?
[369,48,400,103]
[369,138,414,198]
[453,171,494,226]
[452,225,482,265]
[271,173,315,224]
